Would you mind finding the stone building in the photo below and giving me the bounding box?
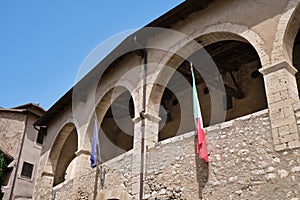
[0,103,45,200]
[33,0,300,199]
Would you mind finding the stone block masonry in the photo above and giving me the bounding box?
[203,110,299,199]
[143,109,300,199]
[39,110,299,199]
[260,61,300,151]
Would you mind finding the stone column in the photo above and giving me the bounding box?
[74,149,91,176]
[36,172,54,200]
[131,112,160,200]
[259,61,300,150]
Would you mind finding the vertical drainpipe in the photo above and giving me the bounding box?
[134,36,147,200]
[9,112,29,200]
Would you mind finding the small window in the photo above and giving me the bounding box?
[36,127,46,145]
[21,162,34,179]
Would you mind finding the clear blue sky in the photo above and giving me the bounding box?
[0,1,184,110]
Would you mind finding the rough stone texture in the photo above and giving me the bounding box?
[260,61,300,150]
[0,112,25,157]
[141,110,300,200]
[39,151,134,200]
[202,110,299,200]
[37,110,300,199]
[33,0,300,199]
[0,109,43,200]
[144,137,202,200]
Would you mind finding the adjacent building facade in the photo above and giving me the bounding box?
[33,0,300,199]
[0,103,45,200]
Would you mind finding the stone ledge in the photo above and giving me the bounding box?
[41,171,54,177]
[132,112,161,123]
[104,149,134,165]
[75,149,90,156]
[152,109,269,149]
[207,109,269,131]
[157,131,195,147]
[259,60,297,75]
[293,100,300,112]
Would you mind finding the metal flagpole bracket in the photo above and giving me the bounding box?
[100,164,106,189]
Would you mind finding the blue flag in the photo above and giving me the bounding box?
[90,120,99,168]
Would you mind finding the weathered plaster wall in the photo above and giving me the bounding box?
[0,112,25,158]
[0,111,26,200]
[14,115,43,199]
[0,111,43,200]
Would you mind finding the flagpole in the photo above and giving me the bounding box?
[92,118,106,200]
[134,36,147,200]
[92,164,99,200]
[95,119,106,189]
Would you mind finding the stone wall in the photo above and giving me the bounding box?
[0,111,26,200]
[143,109,298,199]
[0,111,25,157]
[145,133,202,199]
[203,110,299,199]
[40,150,134,200]
[39,109,300,199]
[0,110,43,200]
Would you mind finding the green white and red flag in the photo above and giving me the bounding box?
[191,63,208,162]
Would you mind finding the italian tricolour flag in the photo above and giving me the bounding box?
[191,64,209,162]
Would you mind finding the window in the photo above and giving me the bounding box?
[21,162,34,179]
[36,127,46,145]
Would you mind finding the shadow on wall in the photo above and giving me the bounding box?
[194,137,209,199]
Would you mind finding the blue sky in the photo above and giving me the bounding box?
[0,1,184,110]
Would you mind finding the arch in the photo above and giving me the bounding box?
[45,122,78,186]
[80,79,138,151]
[271,0,300,64]
[292,13,300,94]
[195,28,268,67]
[147,30,267,141]
[55,117,81,150]
[84,86,135,162]
[178,23,269,66]
[148,27,268,120]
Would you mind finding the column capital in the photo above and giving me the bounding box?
[132,112,161,123]
[41,171,54,177]
[259,61,297,75]
[75,149,90,156]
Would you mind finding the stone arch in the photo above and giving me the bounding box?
[271,0,300,64]
[45,121,78,186]
[83,85,136,162]
[183,23,268,65]
[80,78,137,151]
[192,24,269,67]
[148,26,268,119]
